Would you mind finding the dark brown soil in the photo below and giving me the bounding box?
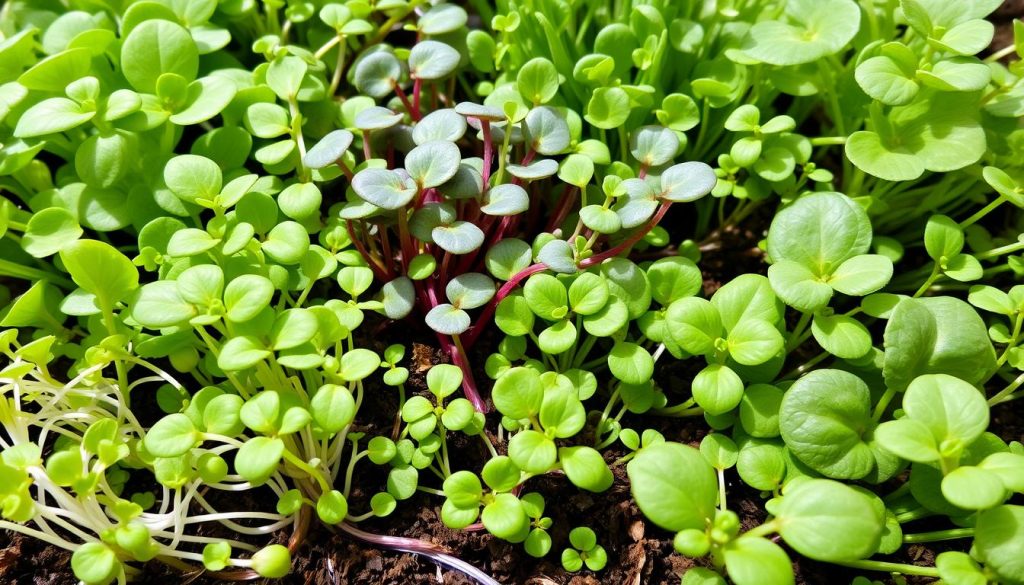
[0,209,937,585]
[991,0,1024,61]
[5,9,1024,585]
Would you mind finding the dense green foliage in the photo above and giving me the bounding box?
[0,0,1023,584]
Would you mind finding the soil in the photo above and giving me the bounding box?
[991,0,1024,60]
[0,209,972,585]
[4,8,1024,585]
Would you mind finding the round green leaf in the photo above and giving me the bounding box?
[692,364,744,415]
[71,542,120,585]
[608,342,654,385]
[902,373,989,446]
[523,106,570,155]
[727,319,784,365]
[777,479,884,562]
[121,20,198,93]
[481,184,529,216]
[631,125,679,167]
[310,384,356,433]
[354,51,401,98]
[59,239,138,313]
[492,367,543,420]
[559,446,613,492]
[767,191,871,275]
[145,414,200,458]
[975,505,1024,584]
[659,161,717,202]
[742,0,860,66]
[224,275,274,322]
[406,140,461,189]
[627,442,718,532]
[517,57,559,105]
[584,86,630,129]
[425,303,470,335]
[524,273,568,321]
[779,369,877,479]
[723,537,794,585]
[22,208,82,258]
[409,40,460,80]
[810,313,872,359]
[481,493,528,540]
[304,130,354,169]
[941,466,1005,510]
[164,154,222,204]
[235,437,284,485]
[432,221,484,254]
[508,429,557,474]
[131,281,197,328]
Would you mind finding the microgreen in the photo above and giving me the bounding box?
[0,0,1022,583]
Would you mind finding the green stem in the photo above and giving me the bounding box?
[785,312,813,352]
[985,44,1018,63]
[903,527,974,543]
[883,481,912,503]
[480,431,498,458]
[976,240,1024,261]
[282,448,329,493]
[959,195,1005,229]
[779,350,830,381]
[592,388,620,447]
[988,372,1024,406]
[0,258,74,287]
[872,386,898,421]
[327,36,348,97]
[288,98,309,182]
[741,520,780,540]
[809,136,847,146]
[896,507,933,523]
[571,334,599,368]
[717,468,727,511]
[651,400,703,417]
[834,559,939,578]
[912,265,941,298]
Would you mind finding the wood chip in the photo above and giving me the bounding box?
[412,343,435,372]
[628,520,645,541]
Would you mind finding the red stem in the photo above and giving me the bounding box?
[578,202,672,269]
[346,220,389,280]
[449,333,486,412]
[336,160,354,180]
[484,216,512,250]
[362,130,372,161]
[454,213,499,275]
[412,77,423,119]
[520,149,536,167]
[546,184,577,234]
[463,262,548,348]
[439,251,452,290]
[396,206,415,271]
[393,83,420,121]
[481,120,493,187]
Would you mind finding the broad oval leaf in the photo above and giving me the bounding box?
[659,161,717,202]
[777,478,884,562]
[351,168,417,209]
[121,20,199,93]
[627,442,718,532]
[405,140,461,188]
[408,40,460,80]
[779,369,879,479]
